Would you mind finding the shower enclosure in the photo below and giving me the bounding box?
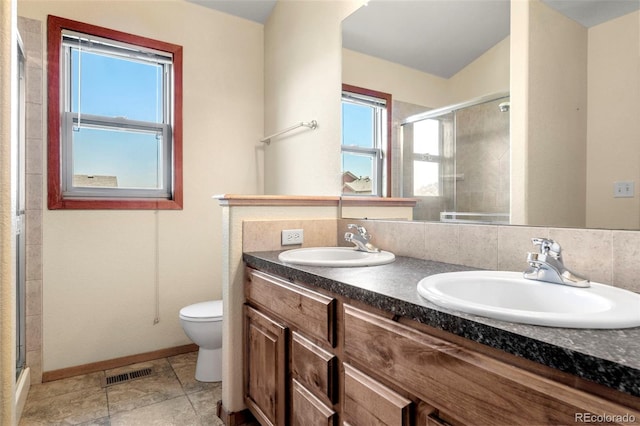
[400,93,510,223]
[16,34,26,380]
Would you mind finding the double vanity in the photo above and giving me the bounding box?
[242,240,640,425]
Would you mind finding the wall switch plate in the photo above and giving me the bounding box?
[614,181,635,198]
[281,229,304,245]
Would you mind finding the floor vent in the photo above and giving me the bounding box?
[102,367,153,387]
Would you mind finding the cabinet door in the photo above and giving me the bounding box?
[244,305,287,426]
[343,363,412,426]
[292,379,337,426]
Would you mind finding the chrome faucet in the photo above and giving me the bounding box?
[344,224,380,253]
[523,238,590,288]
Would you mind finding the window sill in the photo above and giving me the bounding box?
[48,197,183,210]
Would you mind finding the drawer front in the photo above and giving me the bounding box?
[292,379,336,426]
[246,269,336,346]
[292,332,337,404]
[343,363,412,426]
[343,304,638,426]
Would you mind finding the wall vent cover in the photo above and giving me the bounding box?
[102,367,153,387]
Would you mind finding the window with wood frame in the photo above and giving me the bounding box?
[47,15,183,209]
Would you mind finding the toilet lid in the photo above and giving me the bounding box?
[179,300,223,320]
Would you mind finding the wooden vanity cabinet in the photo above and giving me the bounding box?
[245,269,338,426]
[244,267,640,426]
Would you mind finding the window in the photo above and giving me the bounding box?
[47,16,183,209]
[412,118,442,196]
[341,85,391,197]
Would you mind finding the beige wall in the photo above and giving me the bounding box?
[342,36,509,110]
[263,0,361,196]
[1,0,18,422]
[586,11,640,229]
[18,0,264,372]
[511,0,587,228]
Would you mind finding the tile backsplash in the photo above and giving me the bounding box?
[338,219,640,293]
[242,218,640,294]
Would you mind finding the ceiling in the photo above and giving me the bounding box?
[187,0,640,78]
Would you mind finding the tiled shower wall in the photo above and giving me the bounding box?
[242,217,640,294]
[19,16,44,384]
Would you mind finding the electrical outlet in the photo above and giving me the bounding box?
[614,181,635,198]
[281,229,304,245]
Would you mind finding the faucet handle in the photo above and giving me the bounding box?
[347,224,369,238]
[531,238,561,258]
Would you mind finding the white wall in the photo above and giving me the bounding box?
[586,11,640,229]
[263,0,361,196]
[18,0,263,371]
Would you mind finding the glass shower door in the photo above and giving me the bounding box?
[15,36,26,380]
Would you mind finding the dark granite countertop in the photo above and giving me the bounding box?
[244,251,640,398]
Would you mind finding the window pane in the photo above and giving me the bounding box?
[413,119,439,155]
[342,152,374,195]
[342,102,374,148]
[71,49,163,123]
[72,126,163,189]
[413,161,439,196]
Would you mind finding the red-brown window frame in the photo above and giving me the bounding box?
[342,84,392,197]
[47,15,183,210]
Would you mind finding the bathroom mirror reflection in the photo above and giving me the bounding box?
[341,0,640,230]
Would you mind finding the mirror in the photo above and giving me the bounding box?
[341,0,640,230]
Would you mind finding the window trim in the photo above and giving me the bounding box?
[341,84,392,197]
[47,15,183,210]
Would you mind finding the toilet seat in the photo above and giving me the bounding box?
[179,300,223,322]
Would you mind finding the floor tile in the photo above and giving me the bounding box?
[26,371,104,402]
[20,388,108,425]
[106,368,185,415]
[187,386,222,418]
[170,352,221,394]
[110,396,200,426]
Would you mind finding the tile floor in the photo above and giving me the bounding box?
[19,352,223,426]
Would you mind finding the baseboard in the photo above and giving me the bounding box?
[42,343,198,382]
[217,400,257,426]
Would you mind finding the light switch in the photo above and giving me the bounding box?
[614,181,634,198]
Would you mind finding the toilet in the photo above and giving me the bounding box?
[179,300,223,382]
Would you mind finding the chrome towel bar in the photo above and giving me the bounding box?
[261,120,318,144]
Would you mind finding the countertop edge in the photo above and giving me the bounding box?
[243,252,640,398]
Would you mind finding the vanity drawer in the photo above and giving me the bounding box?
[292,332,337,404]
[246,269,336,346]
[343,362,412,426]
[343,304,637,426]
[292,379,336,426]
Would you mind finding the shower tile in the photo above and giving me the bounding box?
[25,209,42,246]
[25,315,41,352]
[110,396,200,426]
[26,280,42,317]
[25,174,43,212]
[26,350,42,384]
[26,137,43,175]
[25,244,42,281]
[26,66,43,105]
[20,388,108,425]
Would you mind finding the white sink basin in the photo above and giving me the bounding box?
[278,247,395,267]
[417,271,640,329]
